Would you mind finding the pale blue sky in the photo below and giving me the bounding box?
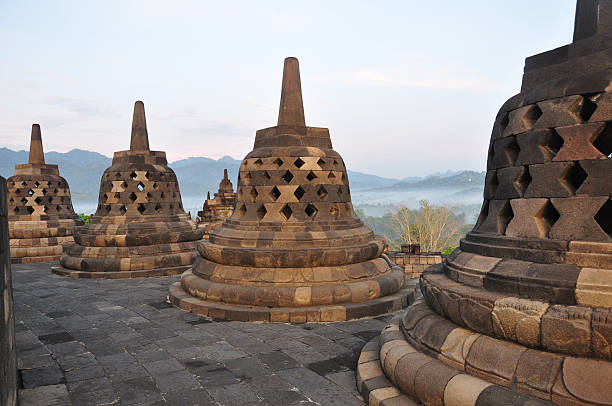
[0,1,576,177]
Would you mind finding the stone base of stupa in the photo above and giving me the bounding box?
[9,218,83,264]
[51,263,192,279]
[356,266,612,405]
[169,265,416,323]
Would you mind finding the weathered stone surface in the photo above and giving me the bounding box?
[172,58,409,322]
[54,101,203,278]
[491,297,549,347]
[0,177,17,406]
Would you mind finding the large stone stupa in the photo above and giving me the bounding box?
[357,1,612,405]
[7,125,84,263]
[52,101,203,278]
[169,57,412,322]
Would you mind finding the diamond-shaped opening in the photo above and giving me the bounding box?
[282,171,294,183]
[474,200,490,231]
[317,158,326,167]
[119,205,127,214]
[593,123,612,158]
[294,186,305,200]
[305,203,318,219]
[573,95,598,122]
[280,204,292,220]
[294,158,305,168]
[26,206,34,214]
[146,192,153,200]
[48,197,53,203]
[594,199,612,237]
[56,205,62,212]
[153,182,159,190]
[41,188,47,195]
[243,172,252,185]
[28,189,34,196]
[137,182,145,192]
[499,112,510,134]
[330,205,339,219]
[540,129,564,157]
[535,200,560,238]
[43,205,48,213]
[523,104,542,128]
[115,172,122,179]
[514,166,532,196]
[254,158,263,167]
[154,203,161,212]
[34,196,42,205]
[270,186,281,201]
[137,204,146,214]
[8,198,13,204]
[489,171,499,197]
[306,171,316,182]
[144,172,151,180]
[13,207,19,214]
[249,187,258,202]
[256,205,267,220]
[505,136,520,166]
[129,192,138,202]
[161,192,166,199]
[105,204,111,213]
[263,171,271,182]
[333,159,339,166]
[317,186,328,199]
[559,162,588,195]
[273,158,283,167]
[497,201,514,235]
[237,204,247,219]
[20,181,27,187]
[328,171,336,180]
[34,181,39,188]
[20,197,27,204]
[130,171,137,180]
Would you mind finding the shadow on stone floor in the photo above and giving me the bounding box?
[12,261,401,406]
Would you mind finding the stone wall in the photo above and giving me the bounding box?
[387,251,444,279]
[0,176,17,406]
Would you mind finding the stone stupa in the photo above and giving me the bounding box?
[169,57,412,322]
[357,1,612,405]
[7,125,84,263]
[52,101,203,278]
[196,169,236,238]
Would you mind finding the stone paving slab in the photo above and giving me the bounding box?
[12,262,403,406]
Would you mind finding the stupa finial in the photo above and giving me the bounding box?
[223,169,228,179]
[130,101,150,151]
[28,124,45,165]
[277,57,305,127]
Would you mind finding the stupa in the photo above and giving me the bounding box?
[196,169,236,238]
[356,1,612,405]
[169,57,412,322]
[7,125,84,263]
[52,101,203,278]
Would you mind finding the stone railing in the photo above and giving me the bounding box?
[387,244,444,279]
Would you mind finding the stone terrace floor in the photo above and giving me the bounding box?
[12,262,401,406]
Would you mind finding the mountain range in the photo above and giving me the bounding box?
[0,147,484,202]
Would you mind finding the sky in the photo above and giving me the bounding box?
[0,0,577,178]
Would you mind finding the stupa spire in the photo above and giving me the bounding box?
[277,57,305,127]
[28,124,45,165]
[223,169,228,180]
[130,101,150,151]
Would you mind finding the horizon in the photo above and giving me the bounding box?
[0,1,577,178]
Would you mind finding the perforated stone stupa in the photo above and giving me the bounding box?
[169,57,412,322]
[52,101,203,278]
[7,125,83,263]
[196,169,236,238]
[356,1,612,405]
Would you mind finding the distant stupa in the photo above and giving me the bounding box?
[196,169,236,238]
[357,1,612,405]
[169,57,412,322]
[52,101,204,278]
[7,125,84,263]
